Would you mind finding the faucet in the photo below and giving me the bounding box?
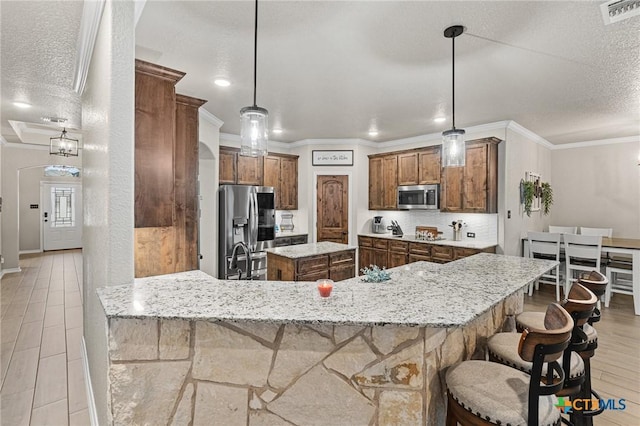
[230,242,251,279]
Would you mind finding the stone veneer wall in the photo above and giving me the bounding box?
[107,291,523,425]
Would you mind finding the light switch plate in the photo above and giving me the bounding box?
[467,232,475,238]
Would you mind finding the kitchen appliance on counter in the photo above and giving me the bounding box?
[372,216,386,234]
[397,184,439,210]
[449,220,464,241]
[219,185,275,280]
[387,220,404,237]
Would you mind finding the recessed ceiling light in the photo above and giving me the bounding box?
[368,130,379,137]
[14,101,31,109]
[214,79,231,87]
[272,128,283,134]
[434,117,446,123]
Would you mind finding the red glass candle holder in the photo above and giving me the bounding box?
[317,279,334,297]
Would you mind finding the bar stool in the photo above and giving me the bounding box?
[493,283,596,398]
[446,303,573,426]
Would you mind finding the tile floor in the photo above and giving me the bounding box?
[1,250,89,426]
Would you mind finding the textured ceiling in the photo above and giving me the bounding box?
[1,1,639,145]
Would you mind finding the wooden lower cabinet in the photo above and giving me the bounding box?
[358,236,496,268]
[267,249,355,282]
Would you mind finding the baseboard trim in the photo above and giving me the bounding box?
[19,249,43,255]
[0,267,22,278]
[81,337,100,426]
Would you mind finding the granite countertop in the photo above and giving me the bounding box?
[97,253,556,328]
[265,241,357,259]
[359,233,497,250]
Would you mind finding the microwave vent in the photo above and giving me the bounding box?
[601,0,640,24]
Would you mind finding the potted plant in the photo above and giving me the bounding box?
[521,180,535,217]
[541,182,553,215]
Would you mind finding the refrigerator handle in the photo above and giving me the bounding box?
[250,192,258,252]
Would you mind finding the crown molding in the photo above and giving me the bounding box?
[219,132,290,150]
[73,0,106,95]
[4,142,50,151]
[551,135,640,150]
[199,109,224,129]
[289,138,373,148]
[505,121,554,149]
[0,135,7,145]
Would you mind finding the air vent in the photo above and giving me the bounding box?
[41,116,68,124]
[601,0,640,24]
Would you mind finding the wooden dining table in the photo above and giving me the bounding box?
[523,236,640,316]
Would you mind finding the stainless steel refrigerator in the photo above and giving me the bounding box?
[218,185,275,280]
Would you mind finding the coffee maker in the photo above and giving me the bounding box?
[372,216,386,234]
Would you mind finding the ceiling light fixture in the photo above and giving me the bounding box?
[368,130,379,137]
[434,117,446,123]
[442,25,466,168]
[214,79,231,87]
[50,128,79,157]
[13,101,31,109]
[272,128,283,134]
[239,0,268,157]
[41,116,68,124]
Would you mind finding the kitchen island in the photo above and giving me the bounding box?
[97,253,556,425]
[266,241,357,281]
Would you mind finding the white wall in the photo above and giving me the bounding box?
[550,141,640,238]
[1,145,82,269]
[0,142,3,276]
[81,1,135,424]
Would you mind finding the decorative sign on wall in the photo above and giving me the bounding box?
[312,150,353,166]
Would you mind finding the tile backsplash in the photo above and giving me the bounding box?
[371,211,498,242]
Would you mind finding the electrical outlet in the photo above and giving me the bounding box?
[467,232,475,238]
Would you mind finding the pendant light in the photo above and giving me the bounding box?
[49,128,79,157]
[442,25,465,167]
[240,0,268,157]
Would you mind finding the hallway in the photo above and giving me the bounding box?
[1,250,88,425]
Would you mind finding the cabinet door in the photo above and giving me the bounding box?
[368,157,384,210]
[418,148,441,184]
[280,157,298,210]
[397,153,419,185]
[237,155,263,185]
[431,245,454,263]
[330,265,355,281]
[462,143,488,212]
[382,155,398,209]
[219,149,237,185]
[441,166,463,212]
[359,247,373,274]
[263,155,280,199]
[388,252,408,268]
[372,249,389,268]
[453,247,480,260]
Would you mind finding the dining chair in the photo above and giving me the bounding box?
[549,225,578,234]
[526,231,562,300]
[579,227,612,237]
[605,261,633,307]
[564,234,602,296]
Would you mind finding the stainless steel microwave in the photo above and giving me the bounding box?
[397,185,439,210]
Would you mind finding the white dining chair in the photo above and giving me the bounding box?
[579,227,612,237]
[605,261,633,307]
[549,225,578,234]
[564,234,602,297]
[527,231,562,300]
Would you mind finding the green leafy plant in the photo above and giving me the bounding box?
[521,180,535,217]
[541,182,553,215]
[360,265,391,282]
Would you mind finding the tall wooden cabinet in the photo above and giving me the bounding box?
[440,137,500,213]
[368,154,398,210]
[134,60,207,278]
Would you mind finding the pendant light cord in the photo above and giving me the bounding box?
[253,0,258,107]
[451,34,455,130]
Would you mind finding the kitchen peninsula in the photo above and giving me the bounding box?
[97,253,555,425]
[266,241,357,281]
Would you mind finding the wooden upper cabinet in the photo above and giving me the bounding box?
[219,148,237,184]
[397,153,419,185]
[440,137,500,213]
[263,156,280,188]
[382,155,398,209]
[237,155,263,185]
[418,147,441,184]
[368,157,384,209]
[279,156,298,210]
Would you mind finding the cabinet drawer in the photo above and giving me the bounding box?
[453,247,480,260]
[297,255,329,274]
[274,237,291,247]
[388,240,409,253]
[297,270,329,282]
[330,265,355,282]
[408,254,431,264]
[431,245,453,262]
[409,242,431,256]
[290,235,308,245]
[359,236,373,248]
[373,238,388,250]
[330,251,355,267]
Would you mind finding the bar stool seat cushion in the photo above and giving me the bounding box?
[583,323,598,344]
[488,332,585,379]
[447,361,560,426]
[516,311,546,330]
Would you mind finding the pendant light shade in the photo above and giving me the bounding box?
[442,25,465,167]
[49,128,79,157]
[240,0,268,157]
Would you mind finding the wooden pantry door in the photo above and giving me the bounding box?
[316,175,349,244]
